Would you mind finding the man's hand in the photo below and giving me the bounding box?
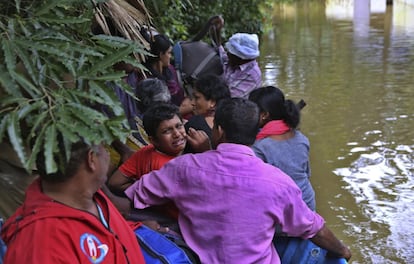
[310,224,352,261]
[209,15,224,31]
[192,14,224,42]
[142,220,170,233]
[186,128,211,153]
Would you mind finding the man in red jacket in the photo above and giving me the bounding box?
[1,140,146,263]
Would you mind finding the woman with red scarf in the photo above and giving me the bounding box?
[249,86,316,211]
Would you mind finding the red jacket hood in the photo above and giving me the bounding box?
[1,178,115,244]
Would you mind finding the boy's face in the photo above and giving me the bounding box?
[152,115,187,156]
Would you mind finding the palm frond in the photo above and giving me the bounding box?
[92,0,153,63]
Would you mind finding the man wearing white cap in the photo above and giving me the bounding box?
[221,32,262,98]
[193,16,262,98]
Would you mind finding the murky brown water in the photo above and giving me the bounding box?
[259,1,414,263]
[1,1,413,263]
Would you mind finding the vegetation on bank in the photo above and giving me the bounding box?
[146,0,268,41]
[0,0,274,174]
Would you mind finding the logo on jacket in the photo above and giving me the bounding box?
[80,233,109,263]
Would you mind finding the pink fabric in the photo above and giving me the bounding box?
[125,143,325,264]
[256,120,290,139]
[219,46,262,99]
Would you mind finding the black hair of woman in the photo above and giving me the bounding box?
[248,86,301,129]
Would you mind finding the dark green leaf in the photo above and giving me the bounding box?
[38,17,90,24]
[121,57,148,71]
[0,114,9,143]
[87,46,134,75]
[0,96,26,106]
[44,123,57,174]
[88,72,126,81]
[12,72,41,98]
[14,43,38,85]
[18,100,46,119]
[7,112,26,170]
[56,122,79,143]
[2,39,17,72]
[34,0,63,16]
[92,35,137,48]
[65,89,106,107]
[116,80,139,102]
[14,40,74,60]
[15,0,21,14]
[62,137,72,163]
[25,122,48,172]
[66,103,106,125]
[17,20,32,37]
[75,123,100,145]
[7,19,16,38]
[28,111,48,139]
[77,54,87,71]
[100,123,114,144]
[0,65,20,97]
[88,80,124,115]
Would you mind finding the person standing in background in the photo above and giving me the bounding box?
[193,16,262,98]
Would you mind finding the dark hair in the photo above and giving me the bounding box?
[214,98,259,146]
[35,137,99,183]
[248,86,300,128]
[145,34,172,64]
[143,103,181,137]
[194,74,230,102]
[136,78,171,113]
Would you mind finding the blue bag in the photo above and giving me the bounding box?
[274,236,347,264]
[134,225,197,264]
[0,218,6,264]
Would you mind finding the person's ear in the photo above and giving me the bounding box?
[148,136,158,147]
[87,149,98,172]
[210,100,217,110]
[259,112,270,125]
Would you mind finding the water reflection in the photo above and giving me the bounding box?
[261,1,414,263]
[334,141,414,263]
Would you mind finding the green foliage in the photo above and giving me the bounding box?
[146,0,266,42]
[0,0,146,174]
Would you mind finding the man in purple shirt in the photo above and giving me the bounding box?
[125,98,351,264]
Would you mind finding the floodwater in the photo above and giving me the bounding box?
[259,1,413,263]
[1,1,413,263]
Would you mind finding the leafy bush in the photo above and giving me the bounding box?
[146,0,266,42]
[0,0,148,174]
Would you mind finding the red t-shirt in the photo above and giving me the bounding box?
[119,144,178,219]
[119,144,174,179]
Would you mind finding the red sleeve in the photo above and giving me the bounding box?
[119,145,174,180]
[119,145,151,178]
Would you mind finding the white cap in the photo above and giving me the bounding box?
[225,33,260,60]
